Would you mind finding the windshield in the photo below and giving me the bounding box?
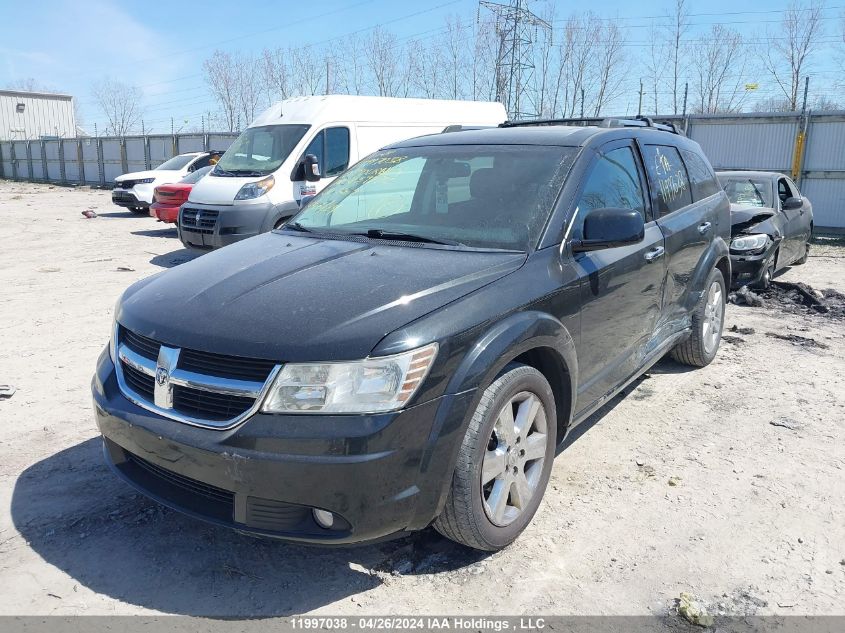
[214,124,310,176]
[290,144,577,251]
[180,165,212,184]
[156,154,196,171]
[720,177,774,208]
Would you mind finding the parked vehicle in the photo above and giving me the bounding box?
[112,151,223,214]
[177,95,507,249]
[149,166,213,223]
[717,170,813,289]
[93,118,730,551]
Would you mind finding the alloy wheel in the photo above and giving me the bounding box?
[481,391,549,527]
[702,280,724,354]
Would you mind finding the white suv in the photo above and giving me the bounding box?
[112,151,223,214]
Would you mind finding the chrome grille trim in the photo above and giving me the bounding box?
[114,323,282,430]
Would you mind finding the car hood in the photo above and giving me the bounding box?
[730,204,778,237]
[115,169,182,183]
[118,233,526,362]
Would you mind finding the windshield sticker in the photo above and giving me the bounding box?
[653,147,688,205]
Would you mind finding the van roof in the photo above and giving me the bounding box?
[248,95,507,128]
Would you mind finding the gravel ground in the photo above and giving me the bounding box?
[0,181,843,618]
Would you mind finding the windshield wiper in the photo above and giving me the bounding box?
[352,229,463,246]
[284,221,314,233]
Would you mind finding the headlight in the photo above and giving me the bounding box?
[136,177,155,184]
[109,296,122,363]
[731,233,769,252]
[235,175,275,200]
[261,343,438,414]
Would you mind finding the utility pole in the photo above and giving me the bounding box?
[479,0,551,120]
[638,80,644,117]
[580,88,585,118]
[326,58,331,95]
[801,76,810,113]
[682,82,688,117]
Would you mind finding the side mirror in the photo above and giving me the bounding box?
[299,195,315,209]
[302,154,321,182]
[782,196,802,210]
[571,208,645,252]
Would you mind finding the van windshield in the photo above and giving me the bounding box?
[214,124,310,176]
[290,144,577,251]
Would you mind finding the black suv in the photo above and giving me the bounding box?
[92,119,730,551]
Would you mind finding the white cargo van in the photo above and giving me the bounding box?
[178,95,507,249]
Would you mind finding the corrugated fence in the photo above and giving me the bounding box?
[1,114,844,229]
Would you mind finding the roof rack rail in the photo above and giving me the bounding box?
[500,115,683,135]
[441,124,494,133]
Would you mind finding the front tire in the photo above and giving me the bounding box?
[670,268,726,367]
[794,241,810,265]
[434,364,556,551]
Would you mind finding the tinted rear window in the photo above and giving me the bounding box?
[681,149,720,201]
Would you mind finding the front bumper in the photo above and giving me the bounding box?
[729,247,776,288]
[112,190,147,209]
[177,200,279,250]
[91,349,474,545]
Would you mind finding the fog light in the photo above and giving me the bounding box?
[313,508,334,529]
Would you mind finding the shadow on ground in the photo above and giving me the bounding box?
[132,227,178,239]
[11,438,489,616]
[149,248,204,269]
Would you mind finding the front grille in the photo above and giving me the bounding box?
[123,363,155,399]
[181,208,218,234]
[116,325,279,426]
[172,386,255,421]
[115,180,135,189]
[122,329,159,360]
[179,348,276,382]
[112,442,235,523]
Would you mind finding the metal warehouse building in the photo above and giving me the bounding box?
[0,90,77,141]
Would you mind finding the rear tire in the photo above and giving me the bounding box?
[434,364,556,551]
[670,268,726,367]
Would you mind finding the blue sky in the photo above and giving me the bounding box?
[1,0,843,132]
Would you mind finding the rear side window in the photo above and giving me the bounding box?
[642,145,692,217]
[681,149,720,201]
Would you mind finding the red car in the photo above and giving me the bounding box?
[150,166,213,223]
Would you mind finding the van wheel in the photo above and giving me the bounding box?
[671,268,726,367]
[434,364,556,551]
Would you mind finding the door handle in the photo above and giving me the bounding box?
[644,246,665,263]
[698,222,712,234]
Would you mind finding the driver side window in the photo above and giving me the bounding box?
[571,147,646,240]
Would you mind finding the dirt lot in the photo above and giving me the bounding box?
[0,180,843,618]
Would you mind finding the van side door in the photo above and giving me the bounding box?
[640,143,719,325]
[570,140,667,416]
[293,126,352,201]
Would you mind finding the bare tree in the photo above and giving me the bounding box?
[643,24,669,114]
[667,0,691,114]
[470,18,499,102]
[410,39,442,98]
[337,34,365,95]
[761,0,824,111]
[591,21,627,116]
[203,50,239,131]
[441,15,467,99]
[365,27,400,97]
[692,25,746,113]
[238,53,265,125]
[261,48,292,101]
[90,78,143,136]
[5,78,57,92]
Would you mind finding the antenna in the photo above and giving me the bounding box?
[479,0,551,120]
